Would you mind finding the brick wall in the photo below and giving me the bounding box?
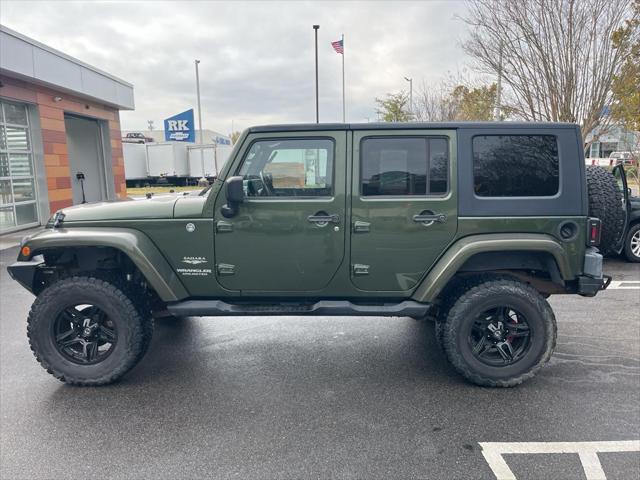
[0,75,127,215]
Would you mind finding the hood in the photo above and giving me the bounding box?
[54,196,179,223]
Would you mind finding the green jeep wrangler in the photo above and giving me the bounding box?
[8,122,630,387]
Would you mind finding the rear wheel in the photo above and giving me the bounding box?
[441,278,556,387]
[27,276,152,386]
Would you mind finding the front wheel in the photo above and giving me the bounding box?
[27,276,152,386]
[441,278,557,387]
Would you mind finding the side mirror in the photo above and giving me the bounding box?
[221,176,244,218]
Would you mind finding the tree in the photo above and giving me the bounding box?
[611,0,640,132]
[414,81,498,121]
[451,84,497,121]
[461,0,637,142]
[414,81,459,122]
[230,131,242,144]
[375,91,413,122]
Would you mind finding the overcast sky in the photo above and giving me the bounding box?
[1,0,471,134]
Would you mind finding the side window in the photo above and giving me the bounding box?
[239,138,333,197]
[361,137,449,196]
[473,135,559,197]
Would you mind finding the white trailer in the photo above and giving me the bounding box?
[188,144,234,178]
[123,143,148,186]
[216,145,232,171]
[188,144,217,178]
[147,142,189,178]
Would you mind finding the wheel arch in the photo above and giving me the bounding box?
[411,233,573,303]
[20,228,188,302]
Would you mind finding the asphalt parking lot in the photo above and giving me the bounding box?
[1,246,639,480]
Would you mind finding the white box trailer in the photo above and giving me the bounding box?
[188,144,217,178]
[188,144,234,178]
[147,142,189,178]
[123,143,148,183]
[216,145,232,171]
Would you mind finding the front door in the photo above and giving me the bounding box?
[350,130,458,292]
[64,115,107,204]
[213,132,347,293]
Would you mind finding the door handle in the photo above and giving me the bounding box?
[413,212,447,226]
[307,212,340,226]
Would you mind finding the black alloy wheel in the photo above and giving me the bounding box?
[53,304,117,365]
[468,306,531,366]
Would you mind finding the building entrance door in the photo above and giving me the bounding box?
[64,115,107,204]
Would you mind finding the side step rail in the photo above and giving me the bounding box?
[167,300,429,318]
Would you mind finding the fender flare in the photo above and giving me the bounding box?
[23,227,189,301]
[411,233,573,303]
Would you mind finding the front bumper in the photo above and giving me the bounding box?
[6,256,44,295]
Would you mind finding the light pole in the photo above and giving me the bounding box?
[493,42,503,121]
[313,25,320,123]
[404,76,413,120]
[195,60,204,143]
[194,59,205,183]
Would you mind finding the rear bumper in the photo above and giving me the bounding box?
[577,274,611,297]
[578,247,609,297]
[6,256,44,295]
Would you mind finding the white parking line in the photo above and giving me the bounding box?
[608,281,640,290]
[479,440,640,480]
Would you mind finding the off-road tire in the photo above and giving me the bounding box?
[27,276,152,386]
[624,223,640,263]
[586,166,624,256]
[441,278,557,387]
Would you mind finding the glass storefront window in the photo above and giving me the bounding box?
[0,153,9,177]
[15,202,38,225]
[0,99,38,232]
[3,101,29,126]
[5,126,30,150]
[0,179,11,204]
[9,153,33,176]
[12,178,35,202]
[0,205,15,229]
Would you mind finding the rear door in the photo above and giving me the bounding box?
[350,130,457,292]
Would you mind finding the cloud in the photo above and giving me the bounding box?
[1,0,470,133]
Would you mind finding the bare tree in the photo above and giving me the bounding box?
[414,81,460,122]
[461,0,637,142]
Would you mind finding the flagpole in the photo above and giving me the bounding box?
[341,34,345,123]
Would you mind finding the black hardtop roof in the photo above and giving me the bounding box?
[248,121,579,133]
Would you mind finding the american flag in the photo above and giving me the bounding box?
[331,39,344,54]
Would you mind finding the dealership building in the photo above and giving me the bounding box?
[0,25,134,233]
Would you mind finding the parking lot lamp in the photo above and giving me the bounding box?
[313,25,320,123]
[404,76,413,120]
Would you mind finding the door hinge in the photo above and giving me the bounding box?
[353,221,371,233]
[352,264,370,276]
[216,220,234,233]
[216,263,235,276]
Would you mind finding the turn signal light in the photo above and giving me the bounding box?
[21,246,31,257]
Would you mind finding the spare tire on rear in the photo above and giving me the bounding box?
[586,166,624,256]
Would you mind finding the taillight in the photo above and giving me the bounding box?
[587,218,602,246]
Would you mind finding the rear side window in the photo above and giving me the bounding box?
[473,135,559,197]
[361,137,449,196]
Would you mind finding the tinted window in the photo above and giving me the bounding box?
[473,135,559,197]
[239,138,333,197]
[361,137,448,196]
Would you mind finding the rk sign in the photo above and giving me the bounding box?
[164,109,195,142]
